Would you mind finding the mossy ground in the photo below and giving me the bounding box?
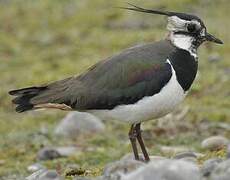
[0,0,229,179]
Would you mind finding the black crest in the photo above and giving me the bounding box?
[120,3,204,25]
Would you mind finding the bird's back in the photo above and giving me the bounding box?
[10,40,180,113]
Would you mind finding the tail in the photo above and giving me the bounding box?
[9,77,75,113]
[9,86,48,112]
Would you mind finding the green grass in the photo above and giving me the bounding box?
[0,0,229,179]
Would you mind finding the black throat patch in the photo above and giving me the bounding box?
[169,48,198,91]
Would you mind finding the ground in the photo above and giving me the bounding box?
[0,0,229,179]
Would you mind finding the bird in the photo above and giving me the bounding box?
[9,4,223,162]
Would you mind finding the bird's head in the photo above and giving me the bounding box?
[122,4,223,54]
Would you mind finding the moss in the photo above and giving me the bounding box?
[198,147,227,165]
[65,167,102,178]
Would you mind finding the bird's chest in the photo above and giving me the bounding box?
[169,48,198,91]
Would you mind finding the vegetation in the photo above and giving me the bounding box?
[0,0,229,179]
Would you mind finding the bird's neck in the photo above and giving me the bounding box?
[168,32,198,59]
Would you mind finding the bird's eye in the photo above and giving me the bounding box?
[187,23,197,32]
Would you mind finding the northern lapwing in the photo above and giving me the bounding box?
[9,4,223,162]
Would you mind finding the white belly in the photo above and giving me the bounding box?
[88,60,187,124]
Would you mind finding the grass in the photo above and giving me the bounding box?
[0,0,229,179]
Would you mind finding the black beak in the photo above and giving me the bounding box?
[205,32,223,44]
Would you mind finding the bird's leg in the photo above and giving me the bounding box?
[135,123,150,162]
[128,124,139,160]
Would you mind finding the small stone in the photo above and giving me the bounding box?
[103,159,144,179]
[26,169,63,180]
[216,123,230,131]
[56,146,78,157]
[0,159,5,165]
[37,147,61,161]
[122,159,201,180]
[120,153,145,162]
[227,144,230,159]
[201,158,223,177]
[210,159,230,180]
[174,152,199,163]
[46,171,60,178]
[160,146,191,155]
[27,163,46,173]
[37,146,78,161]
[201,136,229,151]
[120,153,166,162]
[55,112,105,138]
[208,53,221,63]
[174,151,197,159]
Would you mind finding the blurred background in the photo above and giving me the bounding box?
[0,0,229,179]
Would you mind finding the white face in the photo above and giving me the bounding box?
[167,16,203,33]
[167,16,206,56]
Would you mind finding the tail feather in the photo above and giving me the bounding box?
[9,86,47,96]
[9,77,74,113]
[9,86,48,112]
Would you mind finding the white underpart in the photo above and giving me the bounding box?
[88,60,187,124]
